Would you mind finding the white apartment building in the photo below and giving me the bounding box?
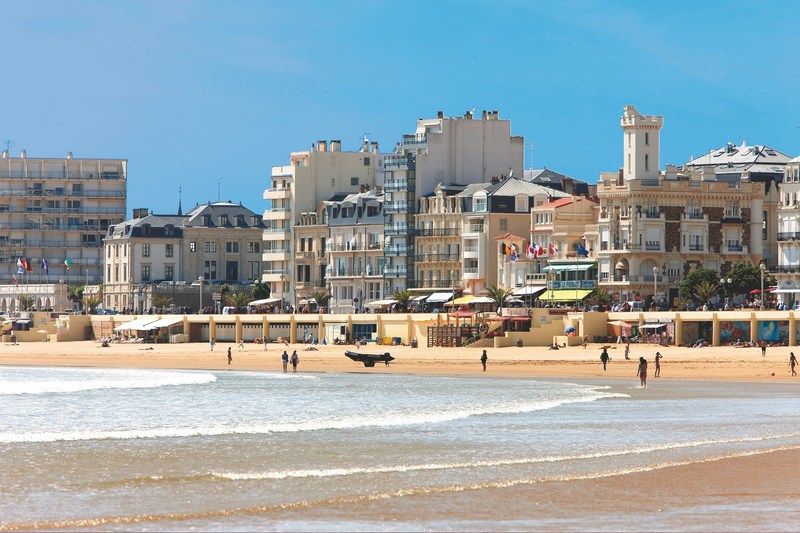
[262,139,385,303]
[776,156,800,307]
[0,150,126,284]
[383,110,525,294]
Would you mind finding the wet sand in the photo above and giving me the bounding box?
[2,340,799,382]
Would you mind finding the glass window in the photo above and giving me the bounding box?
[142,244,150,257]
[141,265,151,282]
[474,196,487,212]
[165,265,174,281]
[226,241,239,253]
[165,244,174,257]
[204,260,217,280]
[499,218,508,231]
[204,241,217,253]
[190,241,196,252]
[351,177,359,186]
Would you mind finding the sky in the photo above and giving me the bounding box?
[2,0,799,216]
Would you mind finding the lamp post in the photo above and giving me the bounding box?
[760,263,767,310]
[361,272,366,313]
[720,277,732,309]
[279,273,286,312]
[653,266,658,305]
[197,276,204,314]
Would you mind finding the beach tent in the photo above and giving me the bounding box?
[146,316,184,330]
[247,297,282,307]
[114,317,160,332]
[365,299,397,308]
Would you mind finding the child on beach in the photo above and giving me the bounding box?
[790,352,797,377]
[637,356,648,388]
[290,351,299,373]
[281,351,289,373]
[227,347,232,366]
[654,352,662,377]
[480,350,488,372]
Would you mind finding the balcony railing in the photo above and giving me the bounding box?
[407,279,460,289]
[0,188,125,198]
[778,232,800,241]
[0,170,123,180]
[384,201,411,213]
[686,211,705,220]
[384,178,415,191]
[464,225,484,234]
[0,240,101,248]
[725,243,743,252]
[383,265,409,277]
[385,223,411,236]
[775,265,800,273]
[688,244,704,251]
[463,267,479,274]
[639,211,661,219]
[414,253,460,263]
[645,241,661,251]
[329,268,379,278]
[384,245,411,255]
[383,154,413,169]
[415,227,459,237]
[641,179,660,187]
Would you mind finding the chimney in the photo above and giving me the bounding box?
[437,110,444,119]
[133,208,149,219]
[371,141,379,154]
[317,140,327,152]
[66,151,73,160]
[330,140,341,152]
[465,110,473,119]
[19,149,26,159]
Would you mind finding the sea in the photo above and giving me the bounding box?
[2,366,800,530]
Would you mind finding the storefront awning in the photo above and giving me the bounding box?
[365,299,397,307]
[114,317,161,331]
[450,295,478,306]
[426,292,454,304]
[774,289,800,294]
[247,297,282,307]
[146,317,184,329]
[542,263,595,272]
[512,285,546,296]
[537,289,593,302]
[639,323,667,330]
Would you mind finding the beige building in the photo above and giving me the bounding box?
[530,196,599,272]
[413,185,463,290]
[291,209,328,310]
[0,150,126,284]
[103,202,264,311]
[592,105,782,303]
[776,156,800,306]
[263,139,385,303]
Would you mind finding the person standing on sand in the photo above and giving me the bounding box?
[637,356,648,388]
[654,352,662,377]
[624,342,630,360]
[209,337,216,352]
[790,352,797,377]
[263,337,268,351]
[238,339,245,351]
[290,350,299,373]
[761,343,767,358]
[227,346,232,366]
[600,348,610,371]
[281,350,289,373]
[480,350,488,372]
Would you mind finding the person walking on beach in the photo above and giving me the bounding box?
[238,338,245,351]
[480,350,488,372]
[281,350,289,373]
[790,352,797,377]
[637,356,648,388]
[654,351,662,377]
[209,337,216,352]
[290,350,299,373]
[624,342,630,360]
[263,337,268,352]
[600,347,610,371]
[227,346,232,366]
[761,343,767,358]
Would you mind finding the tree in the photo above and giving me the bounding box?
[251,280,270,300]
[84,295,102,314]
[589,288,613,308]
[392,289,413,312]
[695,281,719,304]
[153,295,173,309]
[679,267,719,304]
[225,292,251,313]
[727,262,776,297]
[309,290,331,312]
[19,294,35,311]
[485,285,514,312]
[67,285,85,309]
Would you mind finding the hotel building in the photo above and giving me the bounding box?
[776,156,800,306]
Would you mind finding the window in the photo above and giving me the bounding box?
[225,260,239,281]
[474,196,487,212]
[204,260,217,280]
[363,157,370,166]
[190,241,196,252]
[123,244,127,257]
[142,243,150,257]
[107,246,111,258]
[248,242,260,253]
[351,177,359,186]
[204,241,217,253]
[515,195,528,213]
[644,154,649,172]
[141,265,151,282]
[123,265,127,280]
[499,218,508,231]
[165,265,174,281]
[165,244,174,257]
[331,178,335,187]
[106,264,111,281]
[645,132,649,146]
[225,241,239,253]
[114,265,119,282]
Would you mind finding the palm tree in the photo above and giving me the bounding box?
[19,294,35,311]
[226,292,251,313]
[694,280,718,305]
[392,289,413,312]
[485,285,514,312]
[84,295,102,314]
[153,295,173,309]
[68,284,85,310]
[590,288,613,308]
[309,290,331,312]
[251,280,270,300]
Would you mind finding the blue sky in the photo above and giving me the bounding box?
[2,1,798,215]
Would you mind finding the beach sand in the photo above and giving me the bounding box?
[2,340,799,382]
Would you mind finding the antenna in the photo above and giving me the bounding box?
[177,186,183,216]
[217,177,223,202]
[527,141,535,170]
[4,139,12,152]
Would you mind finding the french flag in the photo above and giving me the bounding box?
[548,243,557,256]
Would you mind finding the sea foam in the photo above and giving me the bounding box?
[0,368,216,395]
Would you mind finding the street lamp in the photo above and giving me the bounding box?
[653,266,659,304]
[720,277,732,309]
[279,273,286,312]
[361,272,366,313]
[198,276,204,314]
[760,263,767,310]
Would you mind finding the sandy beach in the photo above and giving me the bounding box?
[2,340,799,382]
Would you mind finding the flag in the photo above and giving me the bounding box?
[64,258,72,269]
[24,257,33,272]
[40,258,49,273]
[530,242,543,258]
[577,243,589,258]
[510,244,519,261]
[16,258,23,269]
[526,242,535,259]
[548,243,557,256]
[21,258,30,272]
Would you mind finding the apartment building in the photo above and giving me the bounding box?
[591,105,781,303]
[262,139,385,303]
[291,210,328,310]
[776,156,800,306]
[524,168,597,197]
[412,185,463,291]
[0,150,126,284]
[324,191,384,313]
[383,110,525,295]
[103,202,264,311]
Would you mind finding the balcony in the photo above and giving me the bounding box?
[263,187,292,200]
[685,210,705,220]
[638,211,661,219]
[262,249,291,262]
[778,232,800,241]
[408,279,460,289]
[263,208,292,220]
[0,170,124,180]
[645,241,661,251]
[688,244,705,252]
[463,224,484,235]
[383,265,409,277]
[384,245,411,255]
[401,134,427,149]
[327,242,382,252]
[640,179,660,187]
[385,223,411,236]
[384,201,411,214]
[328,268,374,278]
[775,265,800,273]
[414,253,460,263]
[547,280,597,290]
[724,243,747,254]
[415,227,459,237]
[384,154,413,170]
[384,178,415,192]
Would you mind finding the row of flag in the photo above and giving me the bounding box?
[500,241,590,262]
[12,257,73,280]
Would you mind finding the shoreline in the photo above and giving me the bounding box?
[2,340,800,383]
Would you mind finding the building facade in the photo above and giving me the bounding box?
[262,139,385,303]
[592,105,781,303]
[103,202,264,311]
[776,156,800,306]
[291,209,328,310]
[383,110,525,295]
[0,150,126,284]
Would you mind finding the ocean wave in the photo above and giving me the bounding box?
[211,431,800,480]
[0,369,217,395]
[0,390,623,443]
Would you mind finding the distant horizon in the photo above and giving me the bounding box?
[2,1,797,214]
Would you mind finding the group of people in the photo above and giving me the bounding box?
[207,336,300,372]
[601,344,662,388]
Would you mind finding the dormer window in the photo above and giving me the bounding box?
[203,214,212,226]
[142,223,151,236]
[515,194,528,213]
[473,193,487,213]
[164,224,174,236]
[236,215,245,227]
[218,214,229,226]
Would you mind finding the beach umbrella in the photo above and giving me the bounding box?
[564,326,576,334]
[37,329,48,340]
[749,289,762,295]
